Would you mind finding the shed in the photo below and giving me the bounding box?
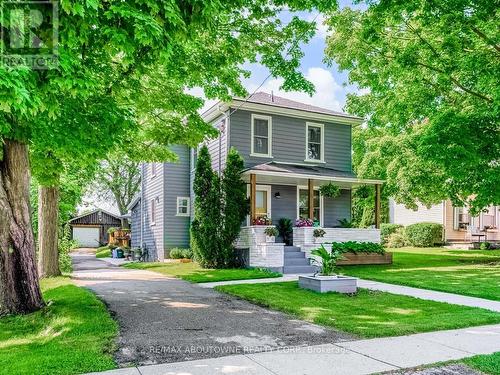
[69,209,122,248]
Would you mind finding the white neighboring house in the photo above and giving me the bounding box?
[389,199,500,243]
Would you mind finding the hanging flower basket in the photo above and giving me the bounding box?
[319,183,341,198]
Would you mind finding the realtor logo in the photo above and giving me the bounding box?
[1,1,59,69]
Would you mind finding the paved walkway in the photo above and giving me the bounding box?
[200,275,500,313]
[71,252,352,367]
[87,323,500,375]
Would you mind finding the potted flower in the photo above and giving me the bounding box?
[313,228,326,243]
[253,216,272,225]
[295,218,314,227]
[264,226,278,243]
[298,245,357,293]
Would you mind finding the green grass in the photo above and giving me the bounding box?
[96,246,111,258]
[338,247,500,301]
[464,352,500,374]
[0,277,118,375]
[123,261,281,283]
[216,281,500,338]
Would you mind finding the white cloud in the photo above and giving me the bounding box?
[309,13,329,39]
[248,67,343,112]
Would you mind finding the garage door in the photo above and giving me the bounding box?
[73,227,100,248]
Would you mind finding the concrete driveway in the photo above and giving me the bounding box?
[71,251,353,367]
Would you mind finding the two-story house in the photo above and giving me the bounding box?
[130,92,383,271]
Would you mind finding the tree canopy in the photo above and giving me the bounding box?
[325,0,499,214]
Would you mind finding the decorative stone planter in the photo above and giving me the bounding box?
[299,275,357,293]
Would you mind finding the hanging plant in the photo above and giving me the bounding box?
[318,183,341,198]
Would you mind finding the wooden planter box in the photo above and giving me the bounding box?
[299,275,357,293]
[336,252,392,266]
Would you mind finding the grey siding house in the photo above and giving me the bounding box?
[131,92,383,265]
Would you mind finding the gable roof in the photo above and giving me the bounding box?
[245,92,354,118]
[202,91,362,125]
[68,208,122,224]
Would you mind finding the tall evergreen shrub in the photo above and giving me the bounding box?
[191,146,248,268]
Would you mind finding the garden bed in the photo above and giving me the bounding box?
[336,251,392,265]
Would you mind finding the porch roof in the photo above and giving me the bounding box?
[242,162,383,187]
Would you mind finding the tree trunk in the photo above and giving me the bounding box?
[38,185,60,277]
[0,139,44,316]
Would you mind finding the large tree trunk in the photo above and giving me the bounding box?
[37,185,60,277]
[0,139,44,315]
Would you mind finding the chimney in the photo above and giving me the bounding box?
[271,90,274,102]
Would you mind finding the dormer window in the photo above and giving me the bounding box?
[251,114,272,157]
[305,122,324,162]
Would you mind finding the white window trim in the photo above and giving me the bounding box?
[150,198,156,226]
[246,184,272,225]
[151,163,157,179]
[296,185,324,226]
[304,122,325,163]
[250,114,273,158]
[176,197,191,217]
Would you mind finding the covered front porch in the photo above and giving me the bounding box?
[235,162,384,272]
[243,162,383,231]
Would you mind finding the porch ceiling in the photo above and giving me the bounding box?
[242,162,383,188]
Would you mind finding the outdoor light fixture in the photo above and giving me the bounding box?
[274,192,281,199]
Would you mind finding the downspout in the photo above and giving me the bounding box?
[140,163,144,249]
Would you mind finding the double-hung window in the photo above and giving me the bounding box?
[176,197,190,217]
[305,122,324,162]
[251,114,272,157]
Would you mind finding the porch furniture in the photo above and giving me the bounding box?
[466,226,487,243]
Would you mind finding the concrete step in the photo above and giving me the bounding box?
[283,265,317,274]
[284,251,305,259]
[284,258,311,266]
[284,246,301,252]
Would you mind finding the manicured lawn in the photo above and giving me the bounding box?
[216,281,500,338]
[338,247,500,301]
[464,352,500,375]
[96,246,111,258]
[123,261,281,283]
[0,277,118,375]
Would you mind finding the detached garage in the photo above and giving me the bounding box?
[69,209,122,248]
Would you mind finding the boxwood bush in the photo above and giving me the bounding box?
[386,227,406,248]
[404,222,443,247]
[169,248,193,259]
[331,241,385,254]
[380,223,403,244]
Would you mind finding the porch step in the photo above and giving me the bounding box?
[285,258,311,266]
[284,251,306,259]
[283,265,317,274]
[284,246,301,252]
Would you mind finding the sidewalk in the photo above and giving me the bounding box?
[199,275,500,313]
[87,323,500,375]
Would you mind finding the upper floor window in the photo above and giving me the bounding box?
[251,114,272,157]
[151,163,157,178]
[305,122,324,162]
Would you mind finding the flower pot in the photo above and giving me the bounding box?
[298,275,357,293]
[313,237,323,244]
[265,235,275,243]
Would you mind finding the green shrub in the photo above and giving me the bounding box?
[107,227,119,234]
[386,227,406,248]
[380,223,403,244]
[405,222,443,247]
[331,241,385,254]
[58,226,78,273]
[170,248,192,259]
[480,242,491,250]
[277,218,293,245]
